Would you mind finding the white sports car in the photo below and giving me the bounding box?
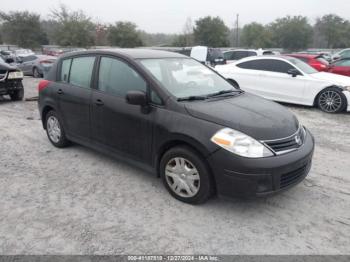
[215,56,350,113]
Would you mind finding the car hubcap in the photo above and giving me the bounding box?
[165,157,200,198]
[47,116,61,143]
[319,91,342,112]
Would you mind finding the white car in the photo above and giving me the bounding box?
[223,49,276,64]
[215,56,350,113]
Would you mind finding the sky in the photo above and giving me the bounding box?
[2,0,350,33]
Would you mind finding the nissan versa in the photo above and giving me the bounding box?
[38,49,315,204]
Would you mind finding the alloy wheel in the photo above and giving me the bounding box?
[165,157,200,198]
[47,116,61,143]
[319,90,342,113]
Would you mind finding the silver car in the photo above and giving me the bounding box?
[17,55,57,78]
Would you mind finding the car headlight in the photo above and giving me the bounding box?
[7,71,23,79]
[211,128,274,158]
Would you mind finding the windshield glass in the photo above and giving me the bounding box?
[139,58,235,99]
[286,57,318,74]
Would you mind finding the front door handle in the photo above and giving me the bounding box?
[95,99,104,106]
[57,89,64,95]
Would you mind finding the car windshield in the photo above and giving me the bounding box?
[286,57,318,74]
[139,58,236,99]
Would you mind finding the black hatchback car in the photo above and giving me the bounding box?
[38,49,315,204]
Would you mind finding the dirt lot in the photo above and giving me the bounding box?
[0,77,349,255]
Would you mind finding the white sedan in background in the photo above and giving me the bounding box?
[215,56,350,113]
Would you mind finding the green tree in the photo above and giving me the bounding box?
[50,5,95,47]
[0,11,48,48]
[269,16,313,51]
[193,16,229,47]
[107,22,143,47]
[315,14,350,48]
[240,22,273,48]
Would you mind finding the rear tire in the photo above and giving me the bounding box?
[160,146,214,204]
[317,87,347,113]
[45,110,70,148]
[10,85,24,101]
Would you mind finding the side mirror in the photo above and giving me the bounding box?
[287,68,301,77]
[126,90,147,106]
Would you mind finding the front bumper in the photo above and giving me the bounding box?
[343,90,350,112]
[207,129,315,198]
[0,79,23,95]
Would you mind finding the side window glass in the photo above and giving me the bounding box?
[60,59,71,82]
[236,61,256,70]
[270,60,294,73]
[69,56,95,89]
[98,57,147,97]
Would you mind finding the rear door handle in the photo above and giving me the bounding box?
[95,99,104,106]
[57,89,64,95]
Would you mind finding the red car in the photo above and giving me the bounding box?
[286,54,329,72]
[328,59,350,77]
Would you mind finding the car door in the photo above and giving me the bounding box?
[256,59,308,104]
[90,56,154,164]
[56,56,96,142]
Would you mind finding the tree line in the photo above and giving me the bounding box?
[0,5,349,51]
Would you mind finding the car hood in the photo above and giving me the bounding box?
[310,72,350,86]
[0,62,18,71]
[185,93,299,141]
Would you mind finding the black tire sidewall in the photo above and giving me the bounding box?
[160,146,213,204]
[45,110,69,148]
[10,87,24,101]
[318,87,347,113]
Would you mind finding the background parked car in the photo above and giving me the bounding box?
[0,57,24,101]
[328,58,350,77]
[332,48,350,62]
[0,50,15,63]
[17,55,57,78]
[190,46,226,66]
[286,54,329,72]
[223,49,276,64]
[13,49,35,58]
[215,56,350,113]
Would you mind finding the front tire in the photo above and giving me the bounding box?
[317,87,347,113]
[10,85,24,101]
[45,110,70,148]
[160,146,214,204]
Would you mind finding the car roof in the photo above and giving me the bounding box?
[232,55,290,64]
[286,54,317,58]
[224,49,258,53]
[60,48,187,60]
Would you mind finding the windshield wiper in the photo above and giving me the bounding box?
[177,95,207,102]
[206,89,244,98]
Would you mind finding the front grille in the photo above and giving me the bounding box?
[263,127,305,155]
[280,163,309,188]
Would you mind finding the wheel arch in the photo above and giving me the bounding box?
[41,105,55,129]
[313,85,347,107]
[154,135,212,177]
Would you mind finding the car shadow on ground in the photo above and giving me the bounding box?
[61,141,296,210]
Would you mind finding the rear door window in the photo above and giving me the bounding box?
[69,56,95,89]
[98,57,147,97]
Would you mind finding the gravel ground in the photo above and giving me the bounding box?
[0,77,349,255]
